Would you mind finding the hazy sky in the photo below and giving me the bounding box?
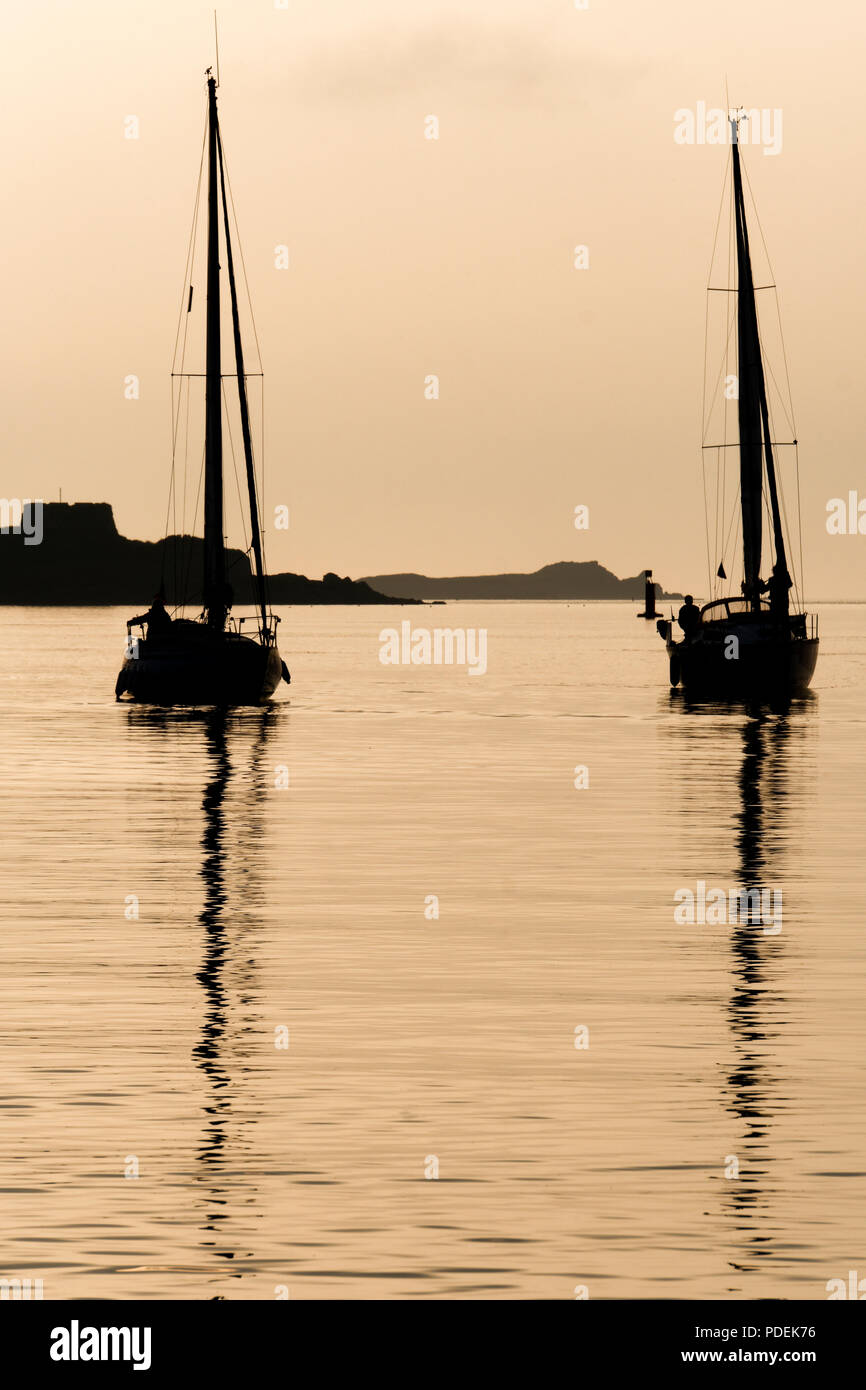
[3,0,866,597]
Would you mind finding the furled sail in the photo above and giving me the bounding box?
[731,121,765,607]
[731,117,789,609]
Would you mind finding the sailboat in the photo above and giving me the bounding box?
[658,114,818,695]
[116,69,289,706]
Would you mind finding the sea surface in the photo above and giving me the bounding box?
[1,601,864,1301]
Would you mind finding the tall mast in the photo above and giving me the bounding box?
[203,72,226,629]
[216,125,269,638]
[731,118,789,608]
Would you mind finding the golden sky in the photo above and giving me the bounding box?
[2,0,865,597]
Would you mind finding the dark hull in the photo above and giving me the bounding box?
[116,623,286,706]
[667,631,818,696]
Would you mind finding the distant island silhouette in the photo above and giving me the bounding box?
[0,504,682,607]
[0,503,413,606]
[361,562,682,602]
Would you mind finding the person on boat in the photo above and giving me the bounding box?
[128,593,172,635]
[762,563,792,620]
[677,594,702,640]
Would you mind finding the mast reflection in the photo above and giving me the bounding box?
[725,705,781,1262]
[194,709,232,1156]
[194,707,279,1170]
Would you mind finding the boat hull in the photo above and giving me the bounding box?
[666,624,818,696]
[116,622,286,706]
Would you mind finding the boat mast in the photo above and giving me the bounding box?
[216,125,269,639]
[203,72,226,629]
[731,117,789,608]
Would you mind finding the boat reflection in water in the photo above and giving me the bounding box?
[668,691,817,1279]
[124,704,282,1274]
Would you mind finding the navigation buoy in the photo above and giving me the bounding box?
[638,569,658,619]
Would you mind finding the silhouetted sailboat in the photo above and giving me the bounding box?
[659,115,818,695]
[116,70,289,706]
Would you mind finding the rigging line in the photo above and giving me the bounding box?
[181,374,192,589]
[720,170,736,589]
[221,377,252,559]
[741,153,779,290]
[702,257,729,434]
[259,375,266,552]
[721,479,742,566]
[171,209,204,460]
[171,97,208,377]
[772,285,799,437]
[171,363,184,458]
[703,148,730,592]
[795,444,806,600]
[170,375,180,462]
[181,441,207,610]
[161,443,175,591]
[165,381,184,599]
[704,145,730,594]
[702,296,739,441]
[782,499,803,610]
[778,484,801,609]
[770,409,802,605]
[700,440,712,596]
[172,405,177,600]
[164,380,178,538]
[706,152,732,293]
[169,102,206,519]
[764,287,805,598]
[770,278,806,596]
[754,301,796,438]
[716,495,741,603]
[220,138,264,370]
[700,262,714,591]
[762,390,801,606]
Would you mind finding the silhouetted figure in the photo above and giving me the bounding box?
[677,594,701,640]
[761,564,792,620]
[129,593,172,636]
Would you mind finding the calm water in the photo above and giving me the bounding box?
[1,602,865,1301]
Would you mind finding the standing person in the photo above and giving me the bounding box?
[762,563,792,620]
[677,594,702,640]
